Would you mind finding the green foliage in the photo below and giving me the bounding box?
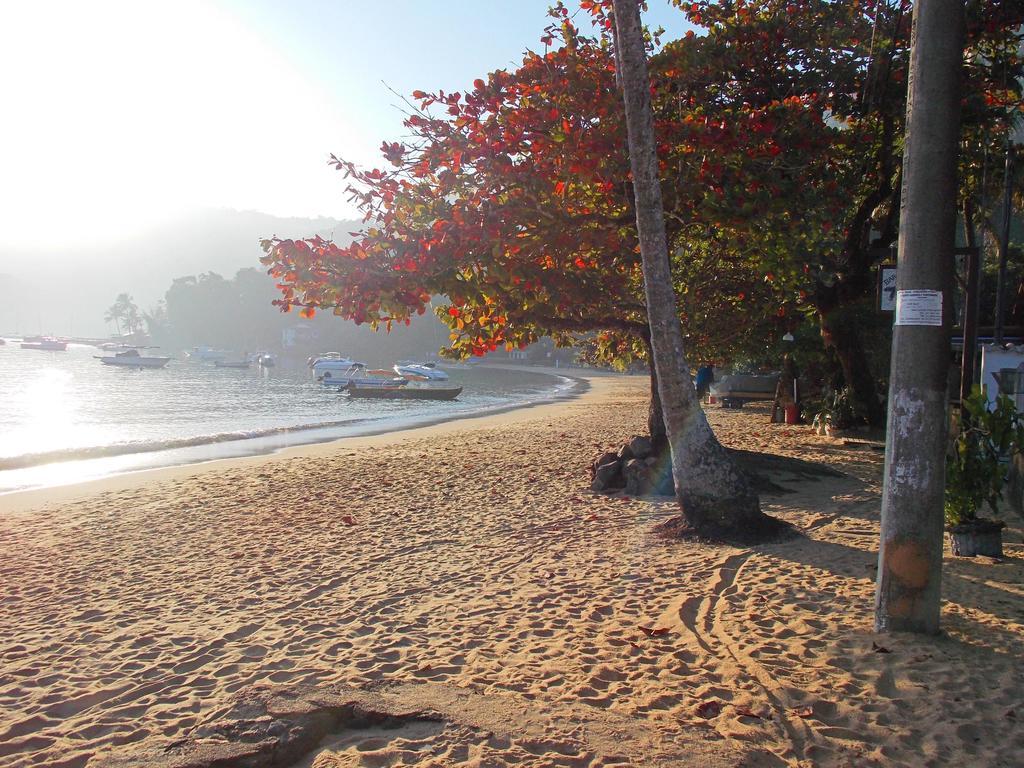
[945,387,1024,527]
[104,293,141,336]
[810,386,865,431]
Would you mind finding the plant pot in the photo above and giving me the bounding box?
[784,403,800,425]
[947,518,1006,557]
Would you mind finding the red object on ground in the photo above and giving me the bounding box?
[784,403,800,425]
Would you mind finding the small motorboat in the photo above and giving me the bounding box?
[214,359,251,369]
[328,368,406,390]
[21,336,68,351]
[393,361,450,381]
[360,362,464,400]
[316,360,372,387]
[97,349,171,368]
[252,352,276,368]
[309,352,366,381]
[355,369,409,387]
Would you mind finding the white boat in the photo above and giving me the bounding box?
[250,352,276,368]
[309,353,367,382]
[20,336,67,351]
[97,349,171,368]
[348,372,460,400]
[353,368,409,388]
[186,346,228,362]
[340,368,411,396]
[393,361,450,381]
[317,362,374,387]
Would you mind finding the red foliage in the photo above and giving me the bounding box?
[261,1,1021,363]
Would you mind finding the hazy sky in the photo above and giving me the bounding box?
[0,1,690,248]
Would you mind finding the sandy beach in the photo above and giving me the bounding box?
[1,374,1022,767]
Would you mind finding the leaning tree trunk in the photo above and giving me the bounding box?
[612,0,767,536]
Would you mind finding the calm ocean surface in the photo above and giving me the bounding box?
[0,342,580,494]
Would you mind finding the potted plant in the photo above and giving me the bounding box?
[811,386,863,437]
[944,387,1019,557]
[811,408,831,436]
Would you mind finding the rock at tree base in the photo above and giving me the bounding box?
[623,459,648,496]
[590,452,624,491]
[591,443,846,498]
[627,435,654,460]
[590,451,618,477]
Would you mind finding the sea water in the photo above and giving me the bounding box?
[0,342,580,494]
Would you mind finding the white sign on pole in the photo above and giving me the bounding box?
[894,289,943,326]
[879,265,897,311]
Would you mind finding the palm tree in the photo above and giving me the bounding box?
[105,293,139,338]
[124,304,142,335]
[611,0,770,538]
[104,304,122,336]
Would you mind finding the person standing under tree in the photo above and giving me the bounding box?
[771,353,801,423]
[695,363,715,399]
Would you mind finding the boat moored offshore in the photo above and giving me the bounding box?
[21,336,68,351]
[309,353,367,383]
[392,361,449,381]
[347,382,462,400]
[186,346,228,362]
[97,349,171,368]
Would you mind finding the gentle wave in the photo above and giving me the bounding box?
[0,417,375,471]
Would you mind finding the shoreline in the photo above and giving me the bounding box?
[0,365,608,505]
[0,368,608,515]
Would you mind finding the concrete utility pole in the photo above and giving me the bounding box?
[874,0,965,634]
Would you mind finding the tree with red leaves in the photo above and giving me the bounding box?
[260,5,797,444]
[262,1,1022,429]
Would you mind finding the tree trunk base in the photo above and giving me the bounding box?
[592,441,792,544]
[654,509,795,546]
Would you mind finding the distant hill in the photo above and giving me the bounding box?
[0,209,362,337]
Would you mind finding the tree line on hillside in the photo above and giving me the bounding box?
[108,268,451,363]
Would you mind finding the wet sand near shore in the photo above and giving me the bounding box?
[1,376,1022,767]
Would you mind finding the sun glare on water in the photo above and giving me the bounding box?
[1,367,78,459]
[0,363,133,491]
